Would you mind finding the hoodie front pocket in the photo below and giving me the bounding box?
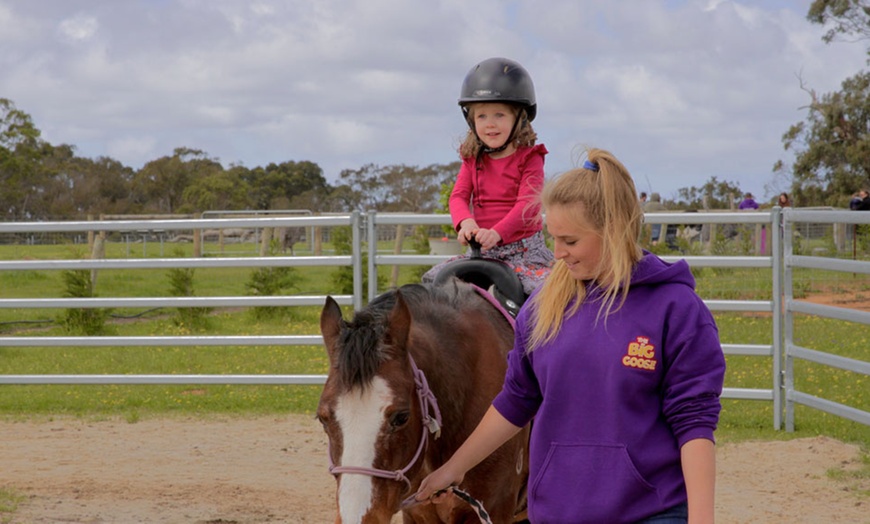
[529,441,660,523]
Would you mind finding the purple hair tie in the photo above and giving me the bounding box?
[583,160,599,172]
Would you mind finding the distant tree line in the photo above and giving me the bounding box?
[0,97,460,221]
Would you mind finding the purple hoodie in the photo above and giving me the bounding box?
[493,253,725,523]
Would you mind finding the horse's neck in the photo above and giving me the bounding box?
[411,321,507,447]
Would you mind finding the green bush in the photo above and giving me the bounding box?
[330,226,385,296]
[409,225,432,282]
[246,264,300,321]
[167,263,212,331]
[58,269,110,335]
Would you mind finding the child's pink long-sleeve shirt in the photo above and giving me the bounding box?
[449,144,548,245]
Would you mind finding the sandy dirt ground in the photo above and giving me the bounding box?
[0,415,867,524]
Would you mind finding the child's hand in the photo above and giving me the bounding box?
[474,228,501,250]
[457,219,479,246]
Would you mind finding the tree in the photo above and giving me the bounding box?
[84,156,137,215]
[0,98,41,151]
[28,145,136,218]
[131,148,222,214]
[775,0,870,206]
[776,72,870,206]
[334,162,458,212]
[335,163,391,211]
[242,161,329,210]
[808,0,870,43]
[391,162,459,213]
[1,99,140,219]
[180,166,252,213]
[316,184,361,213]
[0,99,47,219]
[30,143,85,218]
[671,176,744,210]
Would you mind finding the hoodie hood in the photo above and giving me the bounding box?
[629,251,695,290]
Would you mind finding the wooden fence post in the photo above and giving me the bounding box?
[260,227,273,256]
[193,213,202,257]
[314,226,322,255]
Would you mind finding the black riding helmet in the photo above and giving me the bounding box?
[458,57,537,122]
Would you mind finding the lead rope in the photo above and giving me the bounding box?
[448,487,493,524]
[402,487,492,524]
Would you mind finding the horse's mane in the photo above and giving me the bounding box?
[336,282,476,389]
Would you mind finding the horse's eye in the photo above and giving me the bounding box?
[389,410,410,430]
[315,411,331,430]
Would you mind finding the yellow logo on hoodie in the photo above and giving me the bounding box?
[622,336,657,371]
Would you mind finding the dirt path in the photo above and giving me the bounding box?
[0,415,866,523]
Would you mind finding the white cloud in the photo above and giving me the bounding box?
[0,0,866,200]
[57,14,98,42]
[107,136,158,165]
[323,119,377,154]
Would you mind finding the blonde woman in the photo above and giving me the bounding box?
[415,148,725,524]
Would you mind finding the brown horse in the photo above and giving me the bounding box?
[318,282,529,523]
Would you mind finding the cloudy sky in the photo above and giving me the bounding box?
[1,0,866,202]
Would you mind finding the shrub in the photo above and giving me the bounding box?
[330,226,385,297]
[246,264,300,321]
[167,262,212,331]
[59,269,110,335]
[409,225,432,282]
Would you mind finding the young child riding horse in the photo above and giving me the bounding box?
[423,57,553,300]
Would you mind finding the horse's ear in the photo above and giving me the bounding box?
[320,296,344,361]
[387,291,411,356]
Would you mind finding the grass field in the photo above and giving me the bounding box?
[0,241,868,449]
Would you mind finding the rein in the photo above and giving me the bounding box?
[328,353,442,490]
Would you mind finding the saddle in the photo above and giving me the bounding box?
[433,239,527,318]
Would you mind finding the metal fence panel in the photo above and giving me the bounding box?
[0,214,360,385]
[1,209,868,431]
[782,208,870,431]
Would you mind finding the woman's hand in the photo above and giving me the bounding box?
[413,463,465,506]
[409,407,521,508]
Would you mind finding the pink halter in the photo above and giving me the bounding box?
[328,353,443,490]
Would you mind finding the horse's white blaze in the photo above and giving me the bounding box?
[336,376,394,524]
